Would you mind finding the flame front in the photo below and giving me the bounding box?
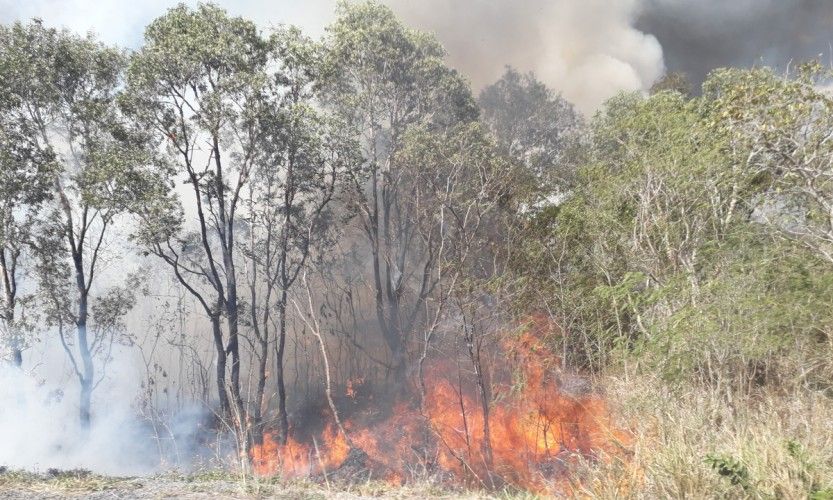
[250,316,629,492]
[252,424,350,478]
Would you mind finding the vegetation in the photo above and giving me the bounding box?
[1,2,832,498]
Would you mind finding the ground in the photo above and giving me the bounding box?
[0,469,525,499]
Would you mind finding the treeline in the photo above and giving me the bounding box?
[1,0,832,472]
[0,2,554,452]
[521,65,833,394]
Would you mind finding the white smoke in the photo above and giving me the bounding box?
[0,342,208,474]
[389,0,665,114]
[0,0,663,114]
[0,360,155,474]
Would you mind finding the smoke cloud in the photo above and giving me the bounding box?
[3,0,831,113]
[0,357,156,474]
[637,0,833,89]
[0,340,209,474]
[391,0,833,111]
[388,0,664,114]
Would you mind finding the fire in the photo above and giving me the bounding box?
[345,377,364,399]
[250,315,629,493]
[251,424,349,478]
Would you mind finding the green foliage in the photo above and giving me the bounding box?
[124,3,272,250]
[513,66,833,389]
[649,71,692,96]
[0,20,150,371]
[705,453,751,490]
[323,0,477,130]
[813,489,833,500]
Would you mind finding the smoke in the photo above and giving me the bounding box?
[387,0,664,114]
[389,0,833,112]
[3,0,831,114]
[637,0,833,88]
[0,357,153,474]
[0,344,208,474]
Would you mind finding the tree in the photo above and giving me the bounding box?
[398,122,522,470]
[322,0,477,389]
[0,27,57,366]
[124,4,272,440]
[650,71,692,97]
[242,26,357,444]
[514,88,742,371]
[705,63,833,265]
[1,20,143,427]
[479,67,582,188]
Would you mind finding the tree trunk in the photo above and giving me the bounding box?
[210,312,230,415]
[275,298,289,445]
[474,356,494,471]
[2,311,22,368]
[74,251,95,429]
[11,345,22,367]
[224,274,248,454]
[76,303,95,429]
[251,331,269,445]
[79,373,93,429]
[382,306,408,392]
[2,254,22,368]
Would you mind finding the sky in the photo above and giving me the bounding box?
[2,0,832,114]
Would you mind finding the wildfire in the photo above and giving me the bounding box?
[251,424,349,478]
[250,315,629,493]
[345,377,364,399]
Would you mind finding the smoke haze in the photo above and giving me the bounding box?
[2,1,831,112]
[389,0,664,114]
[0,356,159,474]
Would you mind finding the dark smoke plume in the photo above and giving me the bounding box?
[637,0,833,88]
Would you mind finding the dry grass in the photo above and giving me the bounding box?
[6,375,829,498]
[571,374,833,499]
[0,468,536,499]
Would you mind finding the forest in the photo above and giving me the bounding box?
[1,1,832,498]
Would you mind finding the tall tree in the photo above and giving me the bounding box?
[1,20,143,427]
[398,122,521,469]
[243,26,357,444]
[0,27,57,366]
[479,67,582,187]
[322,1,477,389]
[124,4,270,439]
[705,63,833,265]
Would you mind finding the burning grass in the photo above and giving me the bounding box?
[250,316,631,495]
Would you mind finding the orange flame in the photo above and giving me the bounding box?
[251,424,349,478]
[250,315,629,493]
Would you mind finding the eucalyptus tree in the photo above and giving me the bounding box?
[398,122,521,468]
[0,21,144,427]
[124,4,271,433]
[479,67,583,186]
[242,26,358,444]
[0,30,57,366]
[322,1,477,389]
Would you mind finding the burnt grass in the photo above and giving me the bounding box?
[0,467,523,499]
